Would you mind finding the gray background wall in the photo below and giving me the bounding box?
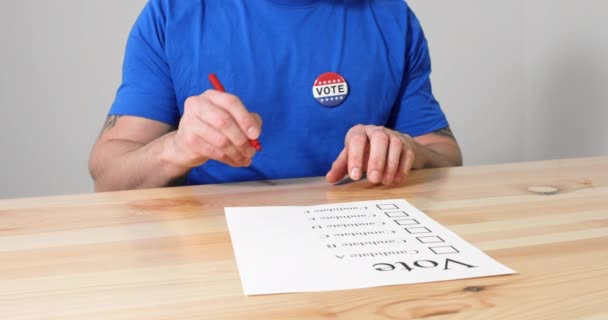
[0,0,606,199]
[409,0,608,165]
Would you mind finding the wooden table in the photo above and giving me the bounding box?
[1,157,607,320]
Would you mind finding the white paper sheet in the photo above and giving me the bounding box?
[225,199,515,295]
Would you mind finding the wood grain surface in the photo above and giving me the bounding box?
[0,157,607,320]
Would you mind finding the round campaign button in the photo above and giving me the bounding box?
[312,72,349,107]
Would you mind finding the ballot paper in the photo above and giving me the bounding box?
[225,199,515,295]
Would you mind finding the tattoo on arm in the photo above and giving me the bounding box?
[433,126,456,140]
[100,115,123,133]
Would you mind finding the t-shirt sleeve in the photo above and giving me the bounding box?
[108,0,180,126]
[388,6,448,137]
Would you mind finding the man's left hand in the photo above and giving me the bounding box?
[326,124,418,186]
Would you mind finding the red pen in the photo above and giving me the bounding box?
[208,73,262,152]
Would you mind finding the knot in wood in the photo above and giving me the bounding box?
[463,286,484,292]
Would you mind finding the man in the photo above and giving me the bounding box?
[89,0,462,191]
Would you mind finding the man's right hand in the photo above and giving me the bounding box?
[167,90,262,171]
[89,89,262,191]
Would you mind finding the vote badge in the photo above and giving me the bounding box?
[312,72,349,107]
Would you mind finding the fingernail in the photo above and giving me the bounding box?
[394,176,402,185]
[247,127,259,139]
[369,170,381,182]
[350,168,361,180]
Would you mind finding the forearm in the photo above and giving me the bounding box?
[89,131,190,192]
[413,141,463,169]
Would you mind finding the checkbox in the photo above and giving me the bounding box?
[377,204,399,210]
[429,246,459,255]
[394,219,420,226]
[416,236,445,244]
[404,227,432,234]
[385,211,409,218]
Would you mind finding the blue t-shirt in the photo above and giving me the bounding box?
[109,0,448,185]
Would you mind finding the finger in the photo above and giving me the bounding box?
[193,121,252,166]
[193,100,255,158]
[203,90,261,140]
[396,149,415,184]
[326,148,348,183]
[180,129,247,168]
[251,112,263,131]
[382,135,403,185]
[346,126,368,181]
[250,112,263,151]
[180,115,251,167]
[365,128,389,184]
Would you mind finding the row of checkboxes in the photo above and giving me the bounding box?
[377,204,460,255]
